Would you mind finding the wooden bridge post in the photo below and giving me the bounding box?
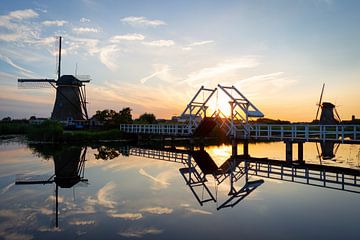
[285,141,293,162]
[243,140,249,157]
[298,142,304,162]
[232,139,238,157]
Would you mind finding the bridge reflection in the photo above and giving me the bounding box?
[116,144,360,209]
[14,143,360,227]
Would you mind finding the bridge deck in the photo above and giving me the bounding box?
[246,124,360,143]
[120,122,360,144]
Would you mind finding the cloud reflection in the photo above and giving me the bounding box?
[97,181,117,209]
[108,212,143,220]
[118,227,163,238]
[140,207,173,215]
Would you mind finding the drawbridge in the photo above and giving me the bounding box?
[120,84,360,144]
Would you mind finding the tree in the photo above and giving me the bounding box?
[92,107,133,129]
[136,113,157,124]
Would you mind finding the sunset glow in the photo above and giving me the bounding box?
[0,1,359,122]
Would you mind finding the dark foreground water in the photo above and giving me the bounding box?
[0,136,359,240]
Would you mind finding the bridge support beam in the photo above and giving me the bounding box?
[243,140,249,157]
[285,141,293,162]
[231,139,238,157]
[298,142,304,162]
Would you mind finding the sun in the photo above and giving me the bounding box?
[207,94,232,118]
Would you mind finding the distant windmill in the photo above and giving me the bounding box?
[315,83,341,124]
[18,36,90,122]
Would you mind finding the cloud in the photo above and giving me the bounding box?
[7,9,38,20]
[140,207,173,215]
[121,16,166,27]
[73,27,99,33]
[99,44,122,71]
[42,20,67,26]
[138,168,170,189]
[142,40,175,47]
[189,40,214,47]
[118,227,163,238]
[187,208,213,215]
[0,54,34,74]
[69,220,96,225]
[235,72,297,96]
[108,212,143,220]
[139,64,176,84]
[0,9,40,42]
[97,181,117,209]
[110,33,145,42]
[1,182,14,194]
[80,17,91,23]
[184,57,260,85]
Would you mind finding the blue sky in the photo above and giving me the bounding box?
[0,0,359,121]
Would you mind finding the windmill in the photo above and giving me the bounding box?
[315,83,341,124]
[314,83,341,161]
[18,36,90,123]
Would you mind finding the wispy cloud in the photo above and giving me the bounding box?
[97,181,117,209]
[235,72,297,96]
[110,33,145,42]
[121,16,166,27]
[142,40,175,47]
[140,207,173,215]
[80,17,91,23]
[42,20,67,26]
[7,9,38,20]
[108,212,143,220]
[99,44,122,71]
[138,168,170,189]
[118,227,163,238]
[139,64,177,84]
[0,9,40,42]
[69,220,96,225]
[73,27,99,33]
[189,40,214,47]
[0,53,34,74]
[183,57,260,85]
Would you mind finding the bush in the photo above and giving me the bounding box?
[0,122,28,135]
[27,120,64,142]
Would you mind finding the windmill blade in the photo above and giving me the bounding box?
[334,107,342,122]
[15,174,54,185]
[18,79,56,89]
[315,142,322,165]
[315,83,325,121]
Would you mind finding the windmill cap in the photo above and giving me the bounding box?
[57,75,84,86]
[322,102,335,108]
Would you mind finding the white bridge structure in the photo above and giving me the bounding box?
[120,84,360,144]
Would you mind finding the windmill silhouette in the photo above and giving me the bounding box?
[15,146,88,228]
[18,36,90,123]
[315,83,341,124]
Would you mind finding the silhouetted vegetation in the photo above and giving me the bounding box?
[0,121,29,135]
[27,120,64,142]
[92,107,133,129]
[134,113,157,124]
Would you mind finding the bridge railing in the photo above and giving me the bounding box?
[120,124,192,136]
[247,124,360,143]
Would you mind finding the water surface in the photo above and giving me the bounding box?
[0,137,359,240]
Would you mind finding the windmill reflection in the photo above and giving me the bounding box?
[15,145,88,227]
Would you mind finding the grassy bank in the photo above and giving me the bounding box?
[0,120,131,143]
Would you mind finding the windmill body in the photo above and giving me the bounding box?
[51,75,88,121]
